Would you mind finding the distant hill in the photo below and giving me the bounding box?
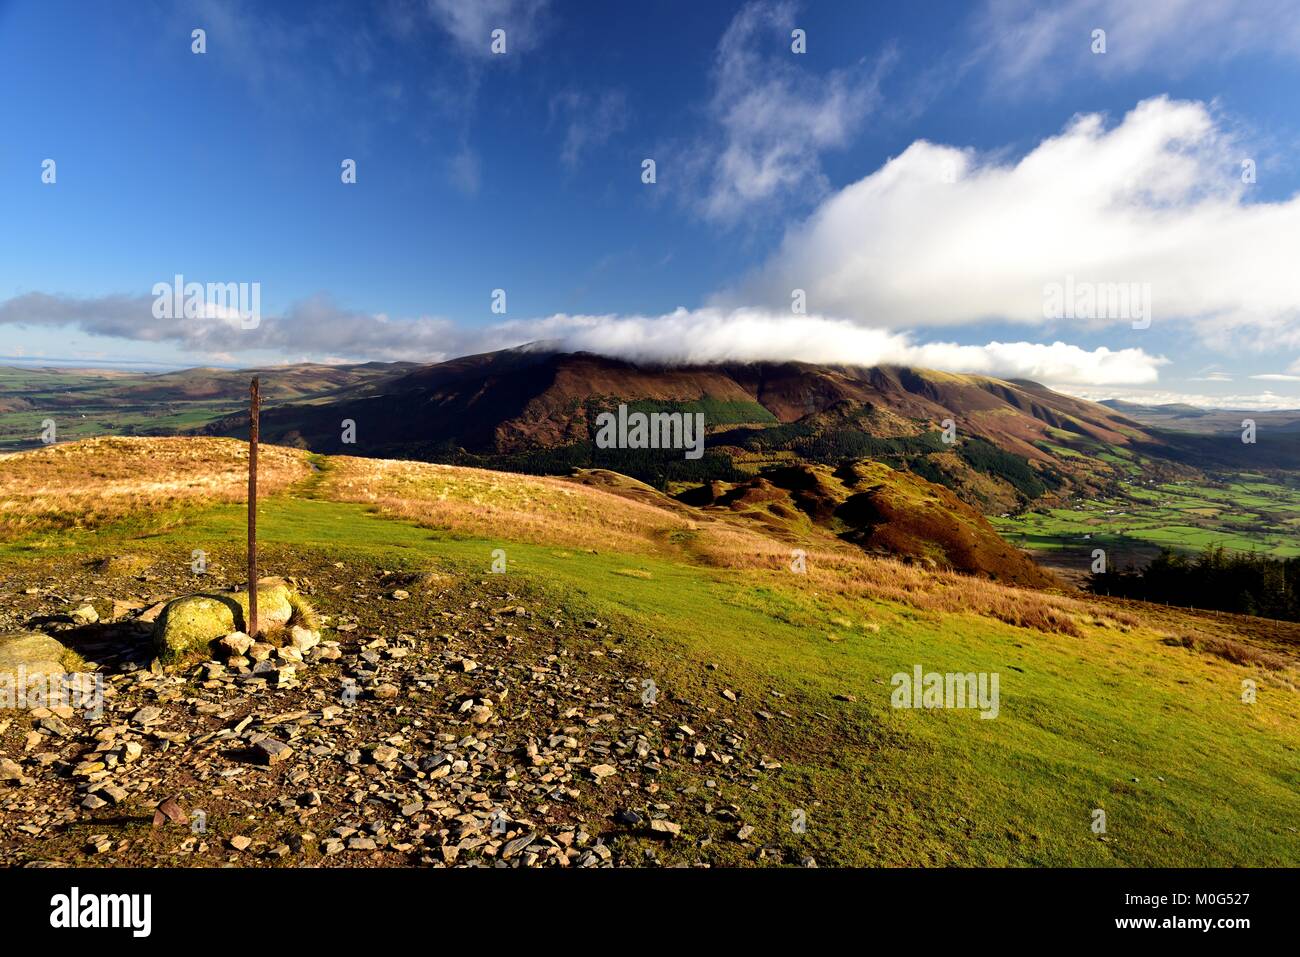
[341,349,1154,460]
[1100,399,1300,434]
[193,347,1170,509]
[10,348,1299,513]
[0,362,418,449]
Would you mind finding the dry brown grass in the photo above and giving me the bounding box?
[0,436,312,536]
[321,454,704,555]
[1160,633,1291,671]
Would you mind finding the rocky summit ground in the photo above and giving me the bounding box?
[0,544,803,868]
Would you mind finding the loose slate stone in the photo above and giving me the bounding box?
[254,738,294,765]
[151,796,188,828]
[502,832,536,859]
[101,784,128,805]
[131,706,163,726]
[0,757,30,786]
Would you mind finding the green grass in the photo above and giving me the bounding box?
[10,491,1298,866]
[0,405,239,451]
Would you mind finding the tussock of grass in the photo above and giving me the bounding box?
[58,646,88,672]
[1160,633,1290,670]
[285,588,320,632]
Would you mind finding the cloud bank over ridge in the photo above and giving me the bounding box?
[0,293,1164,386]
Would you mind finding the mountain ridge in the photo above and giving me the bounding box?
[198,346,1153,466]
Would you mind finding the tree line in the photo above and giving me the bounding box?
[1091,545,1300,621]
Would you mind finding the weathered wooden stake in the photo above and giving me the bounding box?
[248,377,260,637]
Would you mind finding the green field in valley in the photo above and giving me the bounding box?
[991,474,1300,566]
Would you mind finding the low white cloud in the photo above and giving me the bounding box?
[1251,373,1300,382]
[0,292,457,362]
[490,308,1165,384]
[724,97,1300,348]
[0,295,1166,386]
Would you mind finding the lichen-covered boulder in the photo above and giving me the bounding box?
[152,579,310,663]
[0,630,69,679]
[152,595,240,662]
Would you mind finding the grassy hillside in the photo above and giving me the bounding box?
[1,438,1296,866]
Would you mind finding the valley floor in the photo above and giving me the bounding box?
[992,473,1300,585]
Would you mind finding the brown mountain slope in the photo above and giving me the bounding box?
[203,347,1154,469]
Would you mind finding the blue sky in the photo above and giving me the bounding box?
[1,0,1299,408]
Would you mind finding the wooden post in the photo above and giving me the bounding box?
[248,377,260,637]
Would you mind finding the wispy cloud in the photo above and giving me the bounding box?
[682,0,890,223]
[550,89,629,169]
[975,0,1300,92]
[426,0,551,57]
[446,144,482,196]
[178,0,381,111]
[722,97,1300,348]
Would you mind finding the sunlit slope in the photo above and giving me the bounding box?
[0,439,1296,865]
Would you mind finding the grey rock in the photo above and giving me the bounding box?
[131,706,164,726]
